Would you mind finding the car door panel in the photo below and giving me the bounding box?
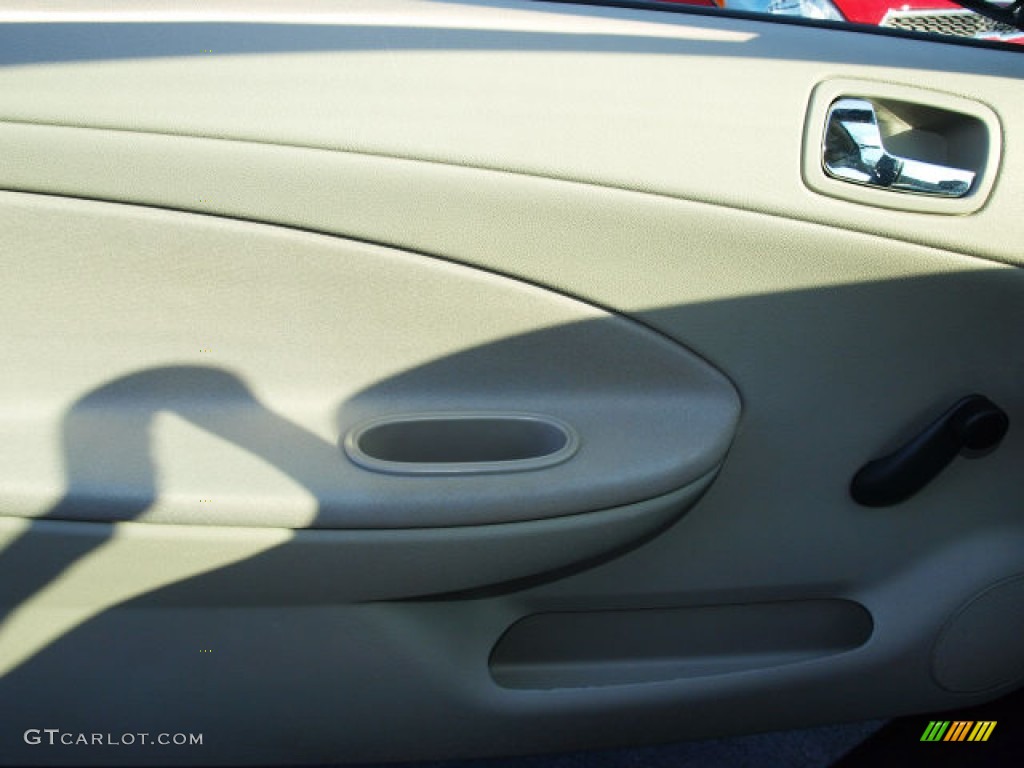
[1,4,1021,264]
[0,1,1022,765]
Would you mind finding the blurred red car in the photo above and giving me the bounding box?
[657,0,1024,42]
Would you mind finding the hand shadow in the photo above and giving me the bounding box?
[0,364,340,659]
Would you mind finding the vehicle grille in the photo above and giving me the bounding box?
[881,9,1018,37]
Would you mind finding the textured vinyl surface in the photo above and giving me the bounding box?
[0,1,1022,765]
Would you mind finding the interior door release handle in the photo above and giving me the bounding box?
[850,395,1009,508]
[823,98,975,198]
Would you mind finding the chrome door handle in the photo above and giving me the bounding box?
[823,98,975,198]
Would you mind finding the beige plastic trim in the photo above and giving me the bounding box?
[0,192,740,529]
[1,3,1022,266]
[0,478,716,680]
[0,2,1022,765]
[344,412,580,476]
[803,79,1002,215]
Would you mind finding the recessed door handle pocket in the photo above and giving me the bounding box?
[824,98,975,198]
[344,412,579,476]
[804,80,1001,214]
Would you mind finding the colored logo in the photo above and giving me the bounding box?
[921,721,996,742]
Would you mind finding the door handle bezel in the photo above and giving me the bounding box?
[803,79,1001,215]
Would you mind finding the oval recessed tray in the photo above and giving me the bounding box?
[343,412,579,476]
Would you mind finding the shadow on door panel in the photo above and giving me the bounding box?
[0,264,1021,765]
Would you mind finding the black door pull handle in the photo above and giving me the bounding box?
[850,395,1009,508]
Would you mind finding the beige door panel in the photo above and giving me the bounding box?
[0,1,1022,765]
